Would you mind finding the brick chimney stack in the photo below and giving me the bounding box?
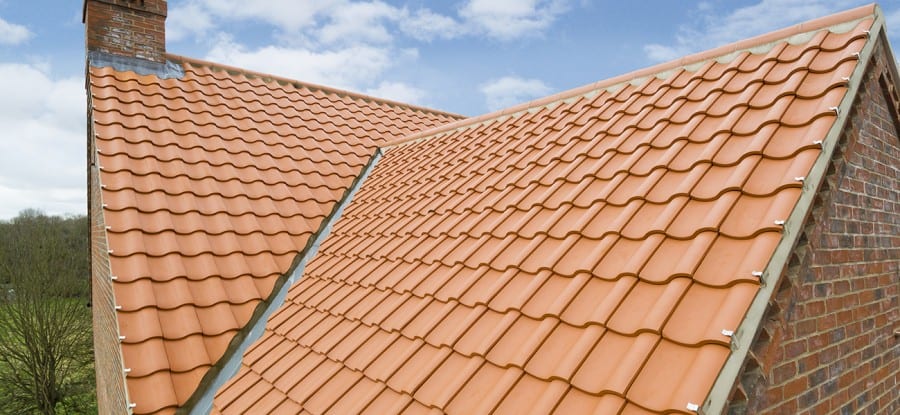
[84,0,167,64]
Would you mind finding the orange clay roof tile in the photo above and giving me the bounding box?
[89,57,461,413]
[205,6,878,414]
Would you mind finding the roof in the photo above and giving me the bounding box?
[206,5,880,415]
[88,57,462,414]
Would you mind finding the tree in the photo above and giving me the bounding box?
[0,210,95,414]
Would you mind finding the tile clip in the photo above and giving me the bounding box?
[751,270,763,278]
[863,30,870,38]
[813,140,823,147]
[794,176,805,182]
[828,106,840,115]
[721,329,735,337]
[115,305,122,310]
[852,51,861,59]
[118,335,126,341]
[774,220,785,226]
[686,402,700,412]
[110,275,117,281]
[128,403,137,409]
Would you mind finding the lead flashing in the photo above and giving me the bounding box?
[88,51,184,79]
[185,148,384,414]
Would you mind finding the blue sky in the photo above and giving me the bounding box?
[0,0,898,219]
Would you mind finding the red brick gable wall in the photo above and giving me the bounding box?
[728,40,899,415]
[91,157,129,412]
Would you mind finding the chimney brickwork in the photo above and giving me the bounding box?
[84,0,167,63]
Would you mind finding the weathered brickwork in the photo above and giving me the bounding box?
[91,162,128,412]
[84,0,166,63]
[729,41,899,415]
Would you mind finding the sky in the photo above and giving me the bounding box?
[0,0,898,219]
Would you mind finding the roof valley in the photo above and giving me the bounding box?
[186,148,385,413]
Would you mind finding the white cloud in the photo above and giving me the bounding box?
[399,9,465,41]
[0,16,31,45]
[886,7,900,37]
[167,2,215,42]
[194,0,343,32]
[459,0,569,41]
[644,0,858,62]
[365,81,426,105]
[318,1,398,45]
[0,64,85,219]
[480,76,552,112]
[205,33,394,91]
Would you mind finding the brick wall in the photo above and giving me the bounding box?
[84,0,167,63]
[728,40,899,414]
[91,161,129,413]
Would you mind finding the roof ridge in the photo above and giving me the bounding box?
[165,53,467,121]
[383,3,878,149]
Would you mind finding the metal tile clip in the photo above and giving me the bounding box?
[686,402,700,412]
[828,106,840,115]
[128,403,137,409]
[852,52,861,58]
[115,305,122,310]
[813,140,823,146]
[752,271,763,278]
[774,220,785,226]
[794,176,805,182]
[118,335,126,341]
[111,275,117,280]
[721,329,735,337]
[123,368,131,373]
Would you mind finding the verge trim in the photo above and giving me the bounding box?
[700,6,884,415]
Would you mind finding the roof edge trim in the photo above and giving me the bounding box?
[88,51,185,79]
[383,4,878,149]
[89,117,136,413]
[165,53,466,120]
[700,5,884,414]
[184,148,384,414]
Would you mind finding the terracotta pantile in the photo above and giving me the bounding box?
[664,282,760,345]
[553,388,625,415]
[413,353,483,408]
[572,331,659,394]
[626,341,730,412]
[606,278,692,334]
[492,376,569,415]
[324,376,385,415]
[445,364,521,414]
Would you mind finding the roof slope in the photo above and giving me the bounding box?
[88,57,461,414]
[212,6,877,415]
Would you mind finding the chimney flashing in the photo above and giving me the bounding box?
[88,50,183,79]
